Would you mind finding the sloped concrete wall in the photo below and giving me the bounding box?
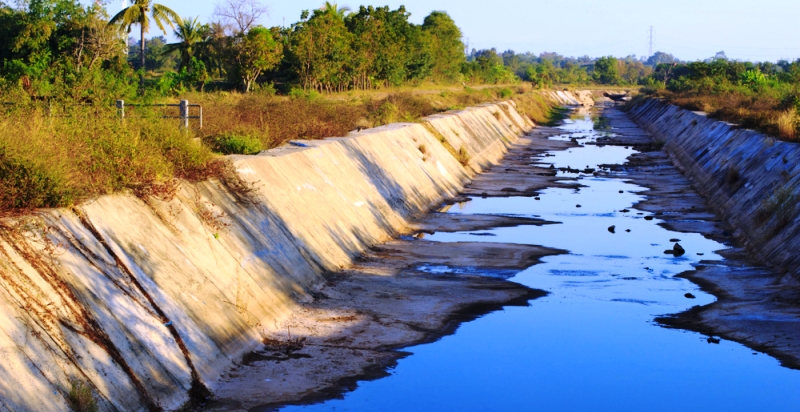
[0,100,537,411]
[627,99,800,282]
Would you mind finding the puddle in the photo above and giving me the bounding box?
[279,113,800,411]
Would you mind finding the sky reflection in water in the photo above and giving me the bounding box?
[281,116,800,412]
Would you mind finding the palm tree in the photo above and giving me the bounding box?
[320,2,350,19]
[109,0,182,81]
[163,16,207,71]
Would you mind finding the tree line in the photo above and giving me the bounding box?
[6,0,770,102]
[0,0,472,99]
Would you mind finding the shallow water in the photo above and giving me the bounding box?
[281,115,800,411]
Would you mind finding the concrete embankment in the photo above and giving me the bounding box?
[0,97,562,411]
[627,99,800,283]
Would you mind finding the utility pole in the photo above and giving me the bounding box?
[648,26,654,57]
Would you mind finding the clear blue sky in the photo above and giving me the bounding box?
[109,0,800,62]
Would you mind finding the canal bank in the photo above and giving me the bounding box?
[248,103,800,412]
[618,100,800,370]
[0,97,556,411]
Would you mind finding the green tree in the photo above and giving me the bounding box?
[593,56,620,85]
[228,26,282,92]
[0,0,130,99]
[163,16,208,71]
[422,11,464,82]
[109,0,181,82]
[320,2,350,19]
[288,9,352,92]
[464,48,516,84]
[129,36,178,71]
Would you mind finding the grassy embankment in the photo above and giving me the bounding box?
[0,84,562,213]
[633,89,799,141]
[634,61,800,141]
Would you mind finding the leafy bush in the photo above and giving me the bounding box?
[288,88,321,101]
[499,88,513,99]
[371,101,399,125]
[209,133,264,155]
[642,59,800,141]
[0,151,73,209]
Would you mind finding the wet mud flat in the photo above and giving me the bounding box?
[599,106,800,369]
[203,130,570,411]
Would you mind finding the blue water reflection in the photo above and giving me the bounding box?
[280,115,800,412]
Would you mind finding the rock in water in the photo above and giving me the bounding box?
[684,293,696,299]
[608,225,616,234]
[673,243,685,257]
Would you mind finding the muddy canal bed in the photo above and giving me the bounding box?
[206,107,800,411]
[273,110,800,411]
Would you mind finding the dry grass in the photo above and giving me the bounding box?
[775,109,798,140]
[185,86,527,151]
[651,90,800,142]
[0,84,562,212]
[0,104,212,211]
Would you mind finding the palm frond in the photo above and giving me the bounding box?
[108,5,145,33]
[151,3,182,34]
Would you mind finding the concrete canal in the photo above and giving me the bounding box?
[268,106,800,411]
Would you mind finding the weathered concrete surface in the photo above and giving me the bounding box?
[601,105,800,370]
[626,98,800,283]
[0,96,582,411]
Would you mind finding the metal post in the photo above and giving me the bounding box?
[198,105,203,129]
[116,100,125,120]
[179,100,189,129]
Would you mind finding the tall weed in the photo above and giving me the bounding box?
[0,104,212,210]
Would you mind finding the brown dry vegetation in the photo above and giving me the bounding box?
[189,84,537,149]
[664,92,798,140]
[0,84,562,212]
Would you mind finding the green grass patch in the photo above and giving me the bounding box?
[208,133,264,155]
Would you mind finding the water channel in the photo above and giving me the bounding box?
[280,113,800,411]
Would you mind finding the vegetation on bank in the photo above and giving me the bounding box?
[0,0,711,214]
[635,59,800,141]
[0,84,560,212]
